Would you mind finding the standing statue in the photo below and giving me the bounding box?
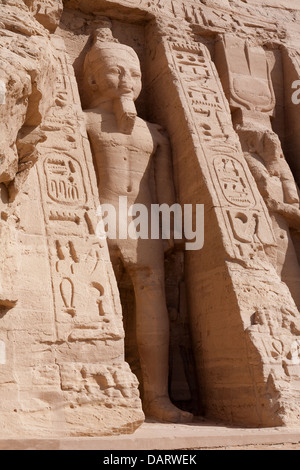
[84,30,193,423]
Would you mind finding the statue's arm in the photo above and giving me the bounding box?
[244,151,273,201]
[84,111,101,156]
[268,201,300,230]
[245,152,300,229]
[151,124,176,208]
[150,124,179,251]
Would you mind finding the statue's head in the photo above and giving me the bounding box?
[85,42,142,103]
[84,29,142,134]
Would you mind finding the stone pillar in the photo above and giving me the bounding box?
[145,20,300,426]
[0,3,143,438]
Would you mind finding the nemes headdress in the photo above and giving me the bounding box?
[83,20,140,134]
[84,22,139,76]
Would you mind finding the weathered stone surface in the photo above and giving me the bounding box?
[24,0,63,32]
[2,0,300,438]
[0,0,144,438]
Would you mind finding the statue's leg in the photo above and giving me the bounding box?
[123,239,193,423]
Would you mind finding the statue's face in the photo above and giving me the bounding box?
[91,48,142,101]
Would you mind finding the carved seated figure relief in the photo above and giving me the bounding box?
[216,35,300,310]
[237,128,300,306]
[84,29,193,423]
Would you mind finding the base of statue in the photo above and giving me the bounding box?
[1,420,300,450]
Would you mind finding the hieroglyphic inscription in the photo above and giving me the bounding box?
[56,240,79,316]
[132,0,284,41]
[214,156,256,208]
[171,41,233,146]
[36,38,121,342]
[44,155,86,205]
[168,38,275,259]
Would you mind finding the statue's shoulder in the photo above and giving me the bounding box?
[84,108,105,130]
[146,122,169,146]
[136,119,162,136]
[84,108,103,120]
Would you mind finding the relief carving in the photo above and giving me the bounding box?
[44,154,86,205]
[214,156,256,207]
[216,34,300,309]
[84,27,192,423]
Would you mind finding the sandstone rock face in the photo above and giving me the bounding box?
[0,0,143,438]
[2,0,300,437]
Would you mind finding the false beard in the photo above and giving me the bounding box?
[113,96,137,135]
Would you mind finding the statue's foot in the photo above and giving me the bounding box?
[144,396,193,424]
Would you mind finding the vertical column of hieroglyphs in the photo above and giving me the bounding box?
[168,39,276,261]
[145,19,300,425]
[35,36,144,436]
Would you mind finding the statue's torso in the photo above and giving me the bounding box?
[86,109,156,205]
